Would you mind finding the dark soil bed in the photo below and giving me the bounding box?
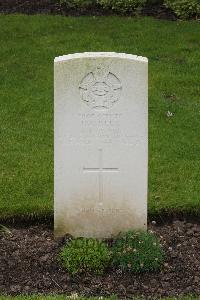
[1,220,200,298]
[0,0,176,20]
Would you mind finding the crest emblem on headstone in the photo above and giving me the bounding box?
[79,65,122,110]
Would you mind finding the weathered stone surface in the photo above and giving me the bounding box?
[54,52,148,238]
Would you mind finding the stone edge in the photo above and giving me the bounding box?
[54,52,148,63]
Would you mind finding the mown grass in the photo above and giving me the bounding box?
[0,15,199,220]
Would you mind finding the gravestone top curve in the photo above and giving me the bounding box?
[54,52,148,63]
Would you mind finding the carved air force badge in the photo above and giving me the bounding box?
[79,65,122,110]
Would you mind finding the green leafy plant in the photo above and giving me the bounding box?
[97,0,146,14]
[59,238,111,274]
[112,230,164,273]
[164,0,200,19]
[0,224,12,235]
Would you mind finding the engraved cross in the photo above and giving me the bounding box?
[83,149,119,203]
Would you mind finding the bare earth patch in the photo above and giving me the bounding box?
[0,220,200,298]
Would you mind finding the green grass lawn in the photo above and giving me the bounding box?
[0,14,199,221]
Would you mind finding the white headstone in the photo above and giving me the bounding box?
[54,52,148,238]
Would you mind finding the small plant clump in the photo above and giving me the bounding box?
[59,237,111,274]
[164,0,200,19]
[112,230,164,273]
[97,0,146,14]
